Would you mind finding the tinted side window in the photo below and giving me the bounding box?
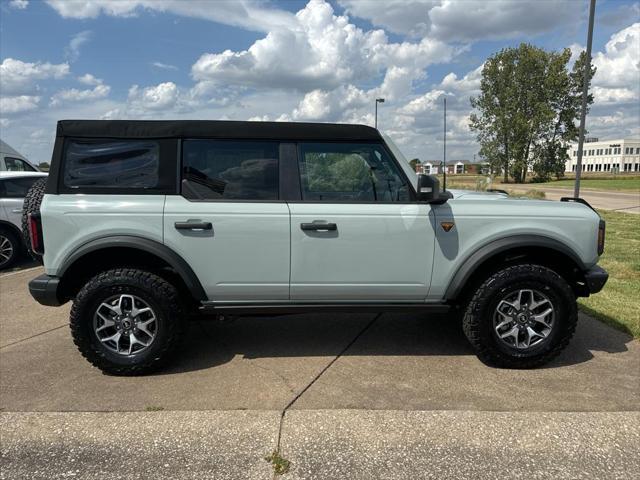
[5,157,36,172]
[0,177,42,198]
[63,141,159,188]
[181,140,279,200]
[298,143,409,202]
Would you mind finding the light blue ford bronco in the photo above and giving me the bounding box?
[26,120,608,375]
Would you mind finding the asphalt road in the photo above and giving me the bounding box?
[1,266,639,479]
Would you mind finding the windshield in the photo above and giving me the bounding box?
[381,133,418,190]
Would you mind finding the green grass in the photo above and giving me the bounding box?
[265,451,291,475]
[435,173,640,192]
[578,210,640,337]
[537,177,640,191]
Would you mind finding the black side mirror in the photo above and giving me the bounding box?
[417,174,442,203]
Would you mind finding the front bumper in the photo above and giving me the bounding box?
[583,265,608,294]
[29,274,64,306]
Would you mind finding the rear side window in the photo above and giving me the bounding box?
[63,141,159,189]
[181,140,279,201]
[0,177,42,198]
[4,157,36,172]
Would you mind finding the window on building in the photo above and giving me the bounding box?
[636,148,640,154]
[572,165,576,172]
[181,140,279,200]
[635,164,639,172]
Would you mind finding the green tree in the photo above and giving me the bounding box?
[409,158,421,171]
[470,44,595,183]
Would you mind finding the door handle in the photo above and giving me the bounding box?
[174,221,212,231]
[300,222,337,231]
[12,209,23,213]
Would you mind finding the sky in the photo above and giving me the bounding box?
[0,0,639,164]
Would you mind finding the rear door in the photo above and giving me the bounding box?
[0,176,44,229]
[163,140,290,302]
[288,142,436,301]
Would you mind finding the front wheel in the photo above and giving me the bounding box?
[462,264,577,368]
[70,268,187,375]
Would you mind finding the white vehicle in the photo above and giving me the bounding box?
[0,171,48,268]
[26,120,608,375]
[0,140,40,172]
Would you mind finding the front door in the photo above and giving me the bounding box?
[289,142,436,301]
[163,139,290,302]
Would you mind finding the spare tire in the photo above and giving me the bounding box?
[21,177,47,261]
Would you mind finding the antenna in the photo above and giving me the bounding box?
[443,96,447,191]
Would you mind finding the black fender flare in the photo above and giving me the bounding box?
[58,235,207,301]
[444,235,586,301]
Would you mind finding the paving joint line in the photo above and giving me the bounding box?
[0,324,67,350]
[271,313,381,477]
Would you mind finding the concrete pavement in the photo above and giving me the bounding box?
[2,410,638,479]
[521,186,640,213]
[1,266,639,478]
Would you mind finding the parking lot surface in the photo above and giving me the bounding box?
[1,266,639,478]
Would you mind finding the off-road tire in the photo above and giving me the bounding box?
[0,228,21,269]
[70,268,187,375]
[462,264,577,369]
[21,177,47,261]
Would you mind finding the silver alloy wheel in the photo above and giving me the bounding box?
[493,289,555,350]
[93,294,157,356]
[0,234,14,267]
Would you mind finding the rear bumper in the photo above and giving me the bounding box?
[28,274,64,306]
[583,265,608,294]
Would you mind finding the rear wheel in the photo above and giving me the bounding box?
[462,264,577,368]
[0,229,20,269]
[70,268,187,375]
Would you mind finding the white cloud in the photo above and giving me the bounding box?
[50,84,110,106]
[592,23,640,90]
[0,58,69,96]
[9,0,29,9]
[77,73,103,86]
[151,62,178,71]
[65,30,92,62]
[45,0,295,33]
[0,95,41,114]
[192,0,455,93]
[339,0,576,42]
[0,118,10,128]
[128,82,179,111]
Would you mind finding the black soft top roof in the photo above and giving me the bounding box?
[57,120,381,141]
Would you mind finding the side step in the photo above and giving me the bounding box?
[199,303,450,315]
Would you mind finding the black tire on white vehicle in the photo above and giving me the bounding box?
[21,177,47,261]
[70,268,188,375]
[462,264,577,369]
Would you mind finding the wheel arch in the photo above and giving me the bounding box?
[445,235,587,301]
[0,220,23,238]
[58,236,207,303]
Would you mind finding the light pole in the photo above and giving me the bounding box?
[574,0,596,198]
[375,98,385,129]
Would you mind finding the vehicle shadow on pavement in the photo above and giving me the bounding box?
[160,311,633,375]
